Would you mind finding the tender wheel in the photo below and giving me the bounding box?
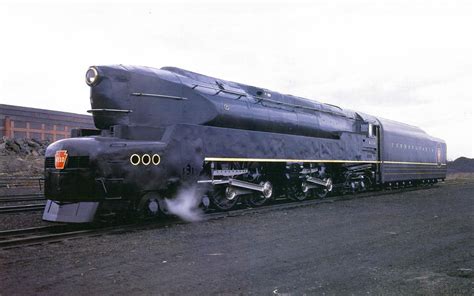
[209,185,239,211]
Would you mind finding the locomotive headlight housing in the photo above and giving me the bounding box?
[85,67,99,86]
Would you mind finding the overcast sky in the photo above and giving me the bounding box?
[0,0,472,160]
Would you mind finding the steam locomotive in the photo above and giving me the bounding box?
[43,65,447,223]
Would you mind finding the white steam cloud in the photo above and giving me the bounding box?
[164,185,205,222]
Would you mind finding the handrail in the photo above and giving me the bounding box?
[87,109,132,113]
[131,92,187,100]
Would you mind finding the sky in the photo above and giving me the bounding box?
[0,0,472,160]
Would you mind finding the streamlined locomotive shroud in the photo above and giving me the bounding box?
[43,65,447,223]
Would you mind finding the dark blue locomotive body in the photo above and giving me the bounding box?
[43,65,446,223]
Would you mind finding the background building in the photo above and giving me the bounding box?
[0,104,95,141]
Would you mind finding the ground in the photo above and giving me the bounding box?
[1,180,473,295]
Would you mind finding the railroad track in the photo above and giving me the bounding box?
[0,225,93,248]
[0,194,45,203]
[0,176,44,189]
[0,222,156,249]
[0,184,439,249]
[0,203,45,214]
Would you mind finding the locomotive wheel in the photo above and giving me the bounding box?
[287,183,308,201]
[157,198,171,216]
[209,186,239,211]
[245,181,272,207]
[246,193,267,207]
[315,188,329,198]
[315,178,332,198]
[137,193,164,218]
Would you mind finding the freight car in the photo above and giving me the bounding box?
[43,65,446,223]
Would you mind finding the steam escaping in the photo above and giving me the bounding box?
[164,185,205,222]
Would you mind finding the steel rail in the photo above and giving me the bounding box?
[0,194,45,203]
[0,204,45,214]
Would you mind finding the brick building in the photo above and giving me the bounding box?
[0,104,95,141]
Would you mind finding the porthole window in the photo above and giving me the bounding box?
[130,154,140,165]
[152,154,161,165]
[142,154,151,165]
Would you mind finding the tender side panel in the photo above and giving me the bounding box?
[379,118,447,183]
[382,163,446,182]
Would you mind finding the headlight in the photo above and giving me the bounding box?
[85,67,99,86]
